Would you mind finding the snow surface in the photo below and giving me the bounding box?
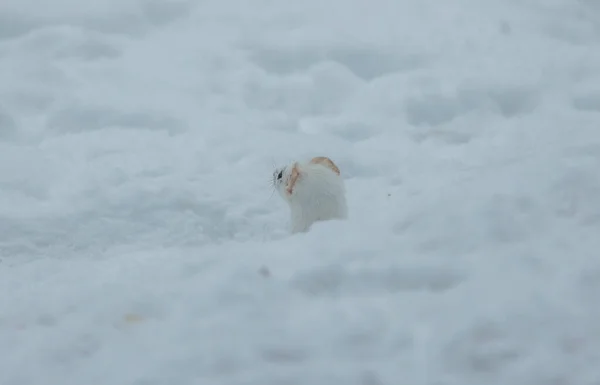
[1,0,600,384]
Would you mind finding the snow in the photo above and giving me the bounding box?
[1,0,600,383]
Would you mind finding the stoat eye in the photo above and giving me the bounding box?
[277,171,283,180]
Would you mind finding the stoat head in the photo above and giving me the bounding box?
[272,156,341,202]
[272,162,298,202]
[272,166,286,194]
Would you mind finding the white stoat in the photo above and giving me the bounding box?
[273,156,347,234]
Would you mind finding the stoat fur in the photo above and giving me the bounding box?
[273,156,347,234]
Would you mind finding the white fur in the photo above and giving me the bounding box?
[274,160,348,234]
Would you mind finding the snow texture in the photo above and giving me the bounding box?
[1,0,600,384]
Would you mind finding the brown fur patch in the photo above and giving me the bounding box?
[310,156,340,175]
[286,163,300,195]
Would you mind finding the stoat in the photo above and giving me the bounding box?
[273,156,347,234]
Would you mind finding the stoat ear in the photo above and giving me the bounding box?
[286,163,301,195]
[310,156,341,175]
